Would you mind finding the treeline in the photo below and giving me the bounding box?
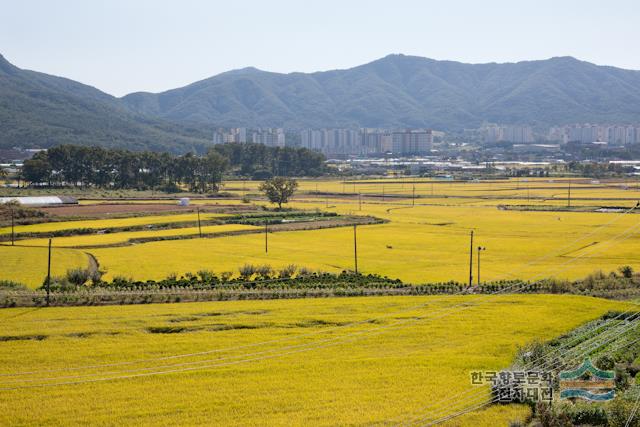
[20,143,326,191]
[211,142,326,178]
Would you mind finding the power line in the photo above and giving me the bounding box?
[3,204,637,388]
[4,217,638,389]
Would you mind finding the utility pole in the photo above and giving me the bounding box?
[468,230,474,287]
[46,238,52,307]
[412,184,416,206]
[477,246,486,286]
[359,193,362,211]
[353,224,358,274]
[264,220,268,253]
[11,207,15,246]
[567,180,572,208]
[196,207,202,238]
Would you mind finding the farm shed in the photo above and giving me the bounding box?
[0,196,78,207]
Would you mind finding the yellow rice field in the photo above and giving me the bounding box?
[15,224,259,248]
[90,198,640,283]
[0,294,625,426]
[0,212,226,235]
[0,246,88,287]
[2,178,639,286]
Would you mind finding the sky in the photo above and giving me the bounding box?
[1,0,638,97]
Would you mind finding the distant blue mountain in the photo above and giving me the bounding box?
[122,54,640,130]
[3,53,640,152]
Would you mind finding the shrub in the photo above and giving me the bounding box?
[595,354,615,370]
[255,265,272,279]
[0,280,28,291]
[252,169,272,180]
[89,269,105,286]
[607,395,640,427]
[555,400,608,426]
[239,264,257,279]
[278,264,297,278]
[298,267,313,276]
[158,182,182,193]
[66,268,91,287]
[45,276,77,292]
[111,276,134,288]
[620,266,634,279]
[197,270,215,282]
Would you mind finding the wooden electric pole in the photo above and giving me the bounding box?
[197,207,202,238]
[11,207,15,246]
[468,230,474,287]
[359,193,362,211]
[568,180,572,208]
[264,220,268,253]
[353,224,358,274]
[46,238,52,307]
[412,185,416,206]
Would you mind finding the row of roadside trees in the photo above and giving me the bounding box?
[20,143,325,192]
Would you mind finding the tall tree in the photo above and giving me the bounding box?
[259,177,298,210]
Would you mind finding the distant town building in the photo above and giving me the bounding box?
[252,128,285,147]
[300,128,434,157]
[391,130,432,154]
[481,124,534,143]
[212,127,285,147]
[547,124,640,144]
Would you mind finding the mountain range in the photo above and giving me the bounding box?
[0,54,211,153]
[2,53,640,152]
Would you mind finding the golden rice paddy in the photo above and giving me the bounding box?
[0,294,626,426]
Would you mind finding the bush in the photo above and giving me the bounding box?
[252,170,273,180]
[197,270,215,282]
[607,395,640,427]
[239,264,257,279]
[66,268,91,287]
[158,182,182,193]
[596,354,615,370]
[555,400,608,426]
[255,265,272,279]
[0,280,28,291]
[44,276,78,292]
[620,266,634,279]
[278,264,297,278]
[89,269,105,285]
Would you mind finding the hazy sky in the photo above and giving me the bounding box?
[2,0,638,96]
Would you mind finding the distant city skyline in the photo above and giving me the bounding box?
[1,0,638,96]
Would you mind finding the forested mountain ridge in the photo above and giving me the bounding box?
[121,54,640,130]
[3,53,640,153]
[0,54,212,153]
